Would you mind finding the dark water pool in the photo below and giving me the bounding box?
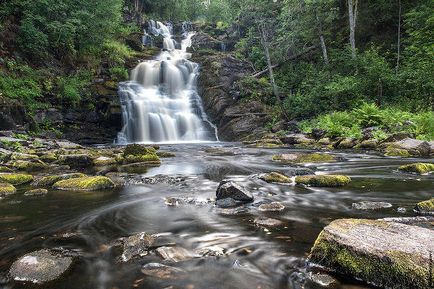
[0,143,433,289]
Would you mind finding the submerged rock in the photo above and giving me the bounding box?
[24,188,48,196]
[33,173,86,187]
[216,181,253,202]
[272,153,336,164]
[306,272,339,288]
[53,176,115,191]
[141,263,186,280]
[352,201,392,210]
[398,163,434,174]
[215,197,238,208]
[121,232,156,262]
[309,218,434,289]
[156,246,196,262]
[259,172,291,183]
[0,173,34,185]
[415,198,434,215]
[9,249,73,284]
[254,217,283,227]
[295,175,351,187]
[0,183,16,196]
[258,202,285,212]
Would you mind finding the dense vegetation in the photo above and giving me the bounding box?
[0,0,433,140]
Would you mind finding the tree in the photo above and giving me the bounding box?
[347,0,358,58]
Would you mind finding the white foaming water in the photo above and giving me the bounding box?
[117,21,218,144]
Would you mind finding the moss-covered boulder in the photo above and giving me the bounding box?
[272,153,336,164]
[415,199,434,214]
[39,153,58,163]
[122,144,161,164]
[295,175,351,187]
[0,183,17,196]
[0,173,34,185]
[24,188,48,196]
[398,163,434,174]
[53,176,115,191]
[309,218,434,289]
[259,172,292,183]
[156,151,176,158]
[33,173,86,187]
[93,156,117,166]
[354,139,378,150]
[9,160,48,171]
[384,146,410,157]
[0,165,13,172]
[336,138,356,149]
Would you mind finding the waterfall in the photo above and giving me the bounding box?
[116,21,218,144]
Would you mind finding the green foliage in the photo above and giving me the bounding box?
[236,76,273,103]
[56,70,92,106]
[102,40,133,67]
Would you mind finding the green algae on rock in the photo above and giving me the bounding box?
[259,172,292,183]
[308,218,434,289]
[9,160,48,171]
[272,153,336,164]
[0,183,17,195]
[53,176,115,191]
[122,144,161,164]
[415,198,434,214]
[33,173,86,187]
[295,175,351,187]
[24,188,48,196]
[398,163,434,174]
[384,146,410,157]
[0,173,34,185]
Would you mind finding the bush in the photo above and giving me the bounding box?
[56,70,92,106]
[109,66,129,81]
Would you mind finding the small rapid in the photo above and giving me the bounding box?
[117,21,218,144]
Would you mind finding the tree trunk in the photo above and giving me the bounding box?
[396,0,402,73]
[258,24,279,103]
[316,13,329,65]
[348,0,358,58]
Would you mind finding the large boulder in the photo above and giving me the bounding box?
[216,181,253,202]
[398,163,434,174]
[391,138,431,157]
[309,219,434,289]
[0,173,34,185]
[9,249,73,284]
[53,176,115,191]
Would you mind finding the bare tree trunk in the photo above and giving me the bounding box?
[258,24,279,103]
[396,0,402,73]
[348,0,358,58]
[316,13,329,65]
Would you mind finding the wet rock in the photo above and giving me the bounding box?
[0,165,12,172]
[8,159,48,171]
[259,172,291,184]
[215,197,238,208]
[216,181,253,202]
[391,138,431,157]
[380,216,434,225]
[384,146,410,157]
[24,188,48,196]
[295,175,351,187]
[164,196,212,206]
[398,163,434,174]
[318,138,331,146]
[156,151,176,158]
[141,263,186,280]
[55,140,82,149]
[352,201,392,210]
[93,156,116,166]
[397,207,407,213]
[272,153,336,164]
[120,232,156,262]
[195,246,225,257]
[280,133,314,145]
[122,144,160,164]
[33,173,86,187]
[215,207,249,215]
[258,202,285,212]
[383,133,413,143]
[58,154,91,168]
[254,217,283,227]
[9,249,73,284]
[10,153,39,161]
[0,173,34,185]
[0,183,16,196]
[53,176,115,191]
[140,175,186,185]
[306,272,339,288]
[156,246,196,262]
[354,139,378,150]
[336,138,356,149]
[309,218,434,289]
[415,198,434,215]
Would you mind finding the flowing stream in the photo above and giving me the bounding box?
[117,21,217,144]
[0,144,433,289]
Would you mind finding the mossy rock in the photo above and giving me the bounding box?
[9,160,48,171]
[53,176,115,191]
[24,188,48,196]
[123,154,161,164]
[354,139,378,150]
[295,175,351,187]
[58,154,91,168]
[0,166,13,172]
[0,173,34,185]
[39,153,58,163]
[318,138,331,145]
[415,199,434,214]
[156,151,176,158]
[123,144,156,157]
[272,153,336,164]
[398,163,434,174]
[33,173,86,187]
[384,146,410,157]
[336,138,356,149]
[0,183,17,196]
[93,156,117,166]
[10,153,39,161]
[309,218,434,289]
[260,172,292,183]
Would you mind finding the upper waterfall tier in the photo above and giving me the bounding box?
[117,21,217,144]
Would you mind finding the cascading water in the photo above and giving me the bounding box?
[117,21,218,144]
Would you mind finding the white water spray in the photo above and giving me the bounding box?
[117,21,218,144]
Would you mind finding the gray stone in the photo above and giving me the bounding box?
[306,272,339,288]
[258,202,285,212]
[120,232,156,262]
[352,201,392,210]
[254,217,283,227]
[58,154,91,168]
[24,189,48,196]
[9,249,73,284]
[280,133,314,145]
[141,263,186,280]
[156,246,196,262]
[216,181,253,202]
[55,140,82,149]
[215,197,238,208]
[394,138,431,156]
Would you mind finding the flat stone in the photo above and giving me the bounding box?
[309,218,434,289]
[55,140,83,149]
[352,201,392,210]
[156,246,196,262]
[254,217,283,227]
[216,181,253,202]
[258,202,285,212]
[9,249,73,284]
[121,232,155,262]
[141,263,186,280]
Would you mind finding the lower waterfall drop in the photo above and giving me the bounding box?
[116,21,218,144]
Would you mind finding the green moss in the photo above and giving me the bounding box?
[272,153,336,164]
[39,153,58,163]
[93,156,116,166]
[123,144,156,157]
[121,144,160,164]
[0,183,17,195]
[295,175,351,187]
[384,147,410,157]
[415,198,434,214]
[0,166,13,172]
[123,154,161,164]
[9,160,48,171]
[398,163,434,174]
[10,153,39,161]
[53,176,115,191]
[0,173,34,185]
[34,173,86,187]
[260,172,292,183]
[156,151,176,158]
[354,139,378,149]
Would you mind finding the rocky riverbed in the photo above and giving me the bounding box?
[0,132,433,289]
